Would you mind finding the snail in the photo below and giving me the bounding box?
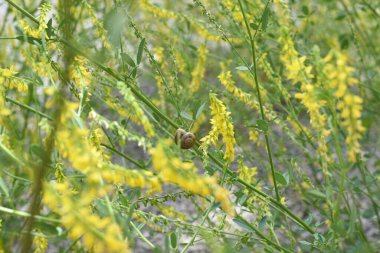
[174,128,196,149]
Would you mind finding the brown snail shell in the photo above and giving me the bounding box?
[175,128,196,149]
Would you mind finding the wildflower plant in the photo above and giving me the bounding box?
[0,0,379,252]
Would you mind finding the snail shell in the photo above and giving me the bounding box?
[175,128,196,149]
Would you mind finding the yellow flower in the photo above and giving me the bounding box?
[43,182,130,253]
[324,51,365,162]
[33,229,48,253]
[70,56,92,89]
[149,141,235,216]
[115,81,155,137]
[190,43,208,93]
[83,1,110,48]
[140,0,177,19]
[200,93,236,162]
[0,66,28,92]
[218,63,257,110]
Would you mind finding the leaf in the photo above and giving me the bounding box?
[261,8,269,31]
[46,18,54,37]
[274,171,287,185]
[180,111,193,121]
[256,119,269,132]
[0,178,9,197]
[170,232,177,249]
[195,102,206,120]
[121,53,135,67]
[137,38,145,65]
[238,193,248,205]
[258,216,267,231]
[232,216,255,232]
[250,23,259,30]
[236,66,249,71]
[306,190,326,199]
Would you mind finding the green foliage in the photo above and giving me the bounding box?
[0,0,379,252]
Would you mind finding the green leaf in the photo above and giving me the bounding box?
[306,190,326,199]
[258,216,267,231]
[274,171,287,185]
[250,23,259,30]
[261,8,269,31]
[170,232,177,249]
[0,177,9,197]
[232,217,255,232]
[236,66,249,71]
[301,5,310,15]
[137,38,145,65]
[121,53,135,67]
[195,102,206,120]
[256,119,269,132]
[180,111,193,121]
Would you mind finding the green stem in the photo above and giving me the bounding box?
[181,202,214,253]
[237,0,280,201]
[331,105,346,219]
[235,214,293,253]
[5,96,53,121]
[101,143,144,169]
[0,142,24,166]
[130,221,156,249]
[0,205,60,223]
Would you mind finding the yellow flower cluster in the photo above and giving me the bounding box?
[174,49,186,73]
[101,164,162,193]
[115,81,155,137]
[279,30,331,166]
[156,204,187,220]
[150,141,235,216]
[140,0,177,19]
[0,66,28,92]
[279,32,313,85]
[32,229,48,253]
[218,64,257,110]
[237,160,257,185]
[200,93,236,162]
[57,128,103,179]
[190,43,208,93]
[222,0,256,27]
[70,56,92,89]
[324,51,365,161]
[20,45,57,81]
[89,109,151,150]
[83,1,110,48]
[191,21,242,44]
[43,182,129,253]
[19,3,51,38]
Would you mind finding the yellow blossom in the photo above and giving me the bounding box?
[200,93,236,162]
[115,81,155,137]
[190,43,208,93]
[324,51,365,162]
[140,0,177,19]
[150,141,235,216]
[83,1,111,48]
[43,182,130,253]
[70,56,92,89]
[0,66,28,92]
[33,229,48,253]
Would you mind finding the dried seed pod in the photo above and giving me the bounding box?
[174,128,196,149]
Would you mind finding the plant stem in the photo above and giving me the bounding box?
[237,0,280,202]
[0,205,60,224]
[5,96,53,121]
